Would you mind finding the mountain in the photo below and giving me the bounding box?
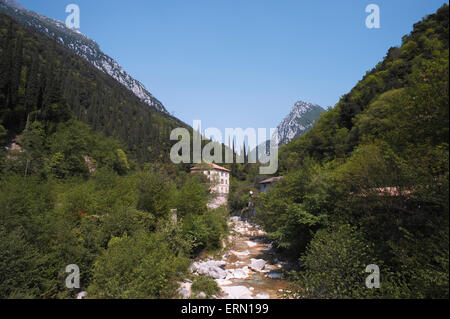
[2,0,22,10]
[281,4,448,165]
[250,100,324,162]
[274,101,325,145]
[0,11,187,163]
[259,4,448,298]
[0,0,167,113]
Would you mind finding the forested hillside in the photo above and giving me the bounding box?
[0,0,168,114]
[0,12,231,299]
[254,4,449,298]
[279,5,448,166]
[0,3,448,300]
[0,13,187,164]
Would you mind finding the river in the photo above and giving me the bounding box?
[184,216,291,299]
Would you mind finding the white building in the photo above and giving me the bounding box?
[190,163,230,195]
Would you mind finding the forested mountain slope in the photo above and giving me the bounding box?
[279,4,449,167]
[0,13,187,164]
[256,4,449,298]
[0,0,168,113]
[0,13,228,301]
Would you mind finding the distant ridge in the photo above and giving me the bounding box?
[274,101,325,145]
[0,0,168,113]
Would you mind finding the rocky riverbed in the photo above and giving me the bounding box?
[179,216,290,299]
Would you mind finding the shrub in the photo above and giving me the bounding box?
[176,174,210,216]
[182,208,228,256]
[293,224,381,299]
[136,170,175,220]
[88,231,189,298]
[191,275,221,298]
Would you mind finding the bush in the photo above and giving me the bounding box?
[136,170,175,220]
[176,174,210,216]
[88,231,189,298]
[293,224,382,299]
[255,160,330,258]
[191,275,221,298]
[182,208,228,256]
[228,184,256,212]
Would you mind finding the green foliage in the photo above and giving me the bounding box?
[256,4,449,298]
[87,231,189,298]
[114,149,130,175]
[0,12,189,164]
[176,174,210,216]
[0,226,45,298]
[136,169,175,220]
[228,183,257,212]
[0,156,225,298]
[191,275,221,298]
[182,207,228,255]
[256,160,329,258]
[292,224,381,299]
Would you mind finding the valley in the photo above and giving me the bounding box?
[0,0,448,301]
[185,216,290,299]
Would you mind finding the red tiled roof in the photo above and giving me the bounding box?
[259,176,284,184]
[352,187,414,197]
[190,163,231,172]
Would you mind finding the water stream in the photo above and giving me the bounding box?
[185,216,291,299]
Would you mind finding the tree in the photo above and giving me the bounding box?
[136,169,175,220]
[176,175,209,216]
[293,224,381,299]
[87,231,188,298]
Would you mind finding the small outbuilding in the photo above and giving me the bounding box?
[258,176,284,193]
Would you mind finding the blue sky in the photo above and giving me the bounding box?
[20,0,448,132]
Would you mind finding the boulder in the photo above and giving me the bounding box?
[222,286,253,299]
[197,292,207,298]
[265,272,282,279]
[178,282,192,299]
[249,259,266,272]
[245,240,258,248]
[225,266,251,280]
[190,260,227,279]
[76,291,87,299]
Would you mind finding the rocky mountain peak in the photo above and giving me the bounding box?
[273,100,325,145]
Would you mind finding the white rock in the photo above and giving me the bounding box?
[255,293,270,299]
[249,259,266,272]
[246,241,258,248]
[222,286,253,299]
[178,282,192,299]
[190,260,227,279]
[266,272,282,279]
[216,279,233,286]
[198,292,207,298]
[229,250,250,257]
[226,266,251,280]
[76,291,87,299]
